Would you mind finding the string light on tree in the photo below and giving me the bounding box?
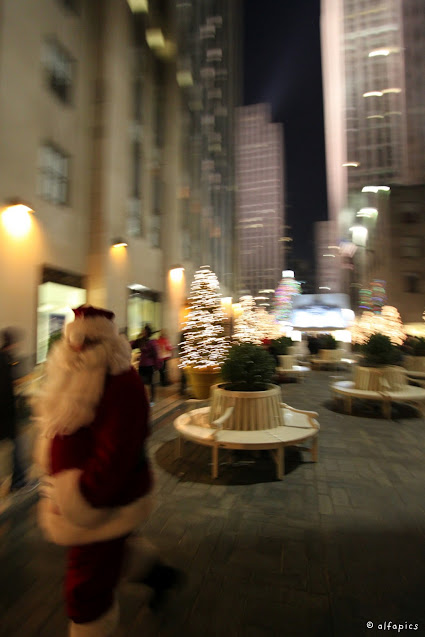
[181,265,229,369]
[273,270,301,323]
[370,279,387,314]
[233,296,282,344]
[351,305,405,345]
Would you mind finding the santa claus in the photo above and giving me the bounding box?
[34,305,180,636]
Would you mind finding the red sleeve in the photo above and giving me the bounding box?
[79,372,150,507]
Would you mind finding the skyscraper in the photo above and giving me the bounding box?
[321,0,425,308]
[235,103,285,302]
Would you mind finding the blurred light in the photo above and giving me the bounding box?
[368,49,390,57]
[363,91,383,97]
[169,267,184,284]
[378,186,390,191]
[327,245,339,249]
[356,207,378,219]
[111,238,128,248]
[322,254,336,257]
[362,185,390,193]
[319,286,331,290]
[129,283,149,291]
[259,289,275,293]
[382,88,402,94]
[127,0,148,12]
[146,29,165,49]
[1,203,34,238]
[282,270,294,278]
[367,115,384,119]
[343,162,360,167]
[350,225,368,246]
[176,70,193,87]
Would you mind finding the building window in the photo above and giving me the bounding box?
[42,38,74,103]
[38,144,69,205]
[404,273,420,294]
[400,236,422,258]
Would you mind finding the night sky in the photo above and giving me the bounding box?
[243,0,328,268]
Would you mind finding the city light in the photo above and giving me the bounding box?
[382,88,402,94]
[356,208,378,219]
[362,186,390,193]
[368,49,390,57]
[342,162,360,167]
[363,91,383,97]
[127,0,148,12]
[169,266,185,284]
[146,29,165,49]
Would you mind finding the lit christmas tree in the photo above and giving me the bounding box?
[273,272,301,323]
[181,265,229,369]
[233,297,283,344]
[370,279,387,314]
[351,305,405,346]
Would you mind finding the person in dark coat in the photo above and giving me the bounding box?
[131,324,160,405]
[0,328,27,491]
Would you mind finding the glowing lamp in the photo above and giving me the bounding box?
[169,266,184,284]
[111,237,128,248]
[1,202,34,238]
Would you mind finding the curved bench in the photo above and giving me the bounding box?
[173,404,320,480]
[331,380,425,418]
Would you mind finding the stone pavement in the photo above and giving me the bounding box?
[1,371,425,636]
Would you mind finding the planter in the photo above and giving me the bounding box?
[319,349,341,362]
[354,365,407,392]
[210,383,284,431]
[403,356,425,373]
[185,366,222,399]
[277,355,294,370]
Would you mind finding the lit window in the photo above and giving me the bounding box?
[400,236,422,258]
[38,144,69,205]
[42,38,74,103]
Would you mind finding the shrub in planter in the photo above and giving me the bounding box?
[268,336,293,361]
[319,334,337,350]
[361,333,401,367]
[221,342,276,391]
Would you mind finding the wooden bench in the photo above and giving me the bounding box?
[331,379,425,419]
[275,365,310,383]
[173,404,320,480]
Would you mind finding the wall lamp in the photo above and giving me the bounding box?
[1,199,35,238]
[169,265,185,284]
[111,237,128,248]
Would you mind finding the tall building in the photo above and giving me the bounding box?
[235,103,285,302]
[0,0,198,364]
[175,0,242,296]
[321,0,425,314]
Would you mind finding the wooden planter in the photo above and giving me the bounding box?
[354,365,407,392]
[210,383,284,431]
[277,355,294,370]
[185,366,222,399]
[319,349,341,362]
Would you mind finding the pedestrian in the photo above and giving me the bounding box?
[131,324,160,405]
[34,305,182,637]
[0,328,29,492]
[156,329,172,386]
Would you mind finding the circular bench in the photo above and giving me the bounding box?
[173,404,320,480]
[331,380,425,418]
[275,365,310,383]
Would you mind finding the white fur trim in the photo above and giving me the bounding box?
[38,493,153,546]
[53,469,112,528]
[69,600,119,636]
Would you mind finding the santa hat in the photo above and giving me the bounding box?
[64,305,119,350]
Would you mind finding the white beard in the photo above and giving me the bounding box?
[35,336,131,438]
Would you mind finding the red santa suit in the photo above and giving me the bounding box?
[35,306,154,637]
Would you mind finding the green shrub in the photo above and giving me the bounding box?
[221,342,276,391]
[319,334,338,350]
[361,333,401,367]
[412,337,425,356]
[269,336,293,356]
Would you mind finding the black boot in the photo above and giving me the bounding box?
[142,561,185,611]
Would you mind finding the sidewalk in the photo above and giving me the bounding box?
[1,371,425,636]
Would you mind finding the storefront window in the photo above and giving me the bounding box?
[127,293,162,341]
[37,281,86,362]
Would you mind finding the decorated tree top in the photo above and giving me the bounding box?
[233,296,282,345]
[273,274,301,323]
[181,265,229,369]
[351,305,406,346]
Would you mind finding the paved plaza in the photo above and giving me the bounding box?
[1,370,425,636]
